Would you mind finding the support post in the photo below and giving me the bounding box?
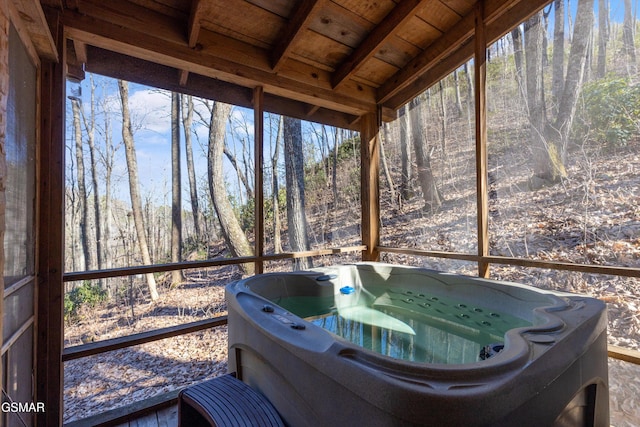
[253,86,264,273]
[360,110,381,262]
[37,8,65,426]
[475,1,489,278]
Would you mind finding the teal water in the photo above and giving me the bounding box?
[272,287,531,364]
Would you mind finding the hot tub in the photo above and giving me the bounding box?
[226,263,609,426]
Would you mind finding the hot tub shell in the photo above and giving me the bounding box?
[226,263,609,427]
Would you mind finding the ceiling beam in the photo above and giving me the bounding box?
[270,0,325,72]
[332,0,423,89]
[62,1,377,117]
[83,46,362,130]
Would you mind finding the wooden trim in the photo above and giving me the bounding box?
[7,0,41,66]
[475,2,489,278]
[332,0,423,89]
[82,46,361,131]
[63,246,367,282]
[64,256,260,282]
[63,389,180,427]
[254,86,264,274]
[1,316,34,356]
[377,246,640,278]
[36,8,66,426]
[608,345,640,365]
[378,246,480,262]
[360,112,381,261]
[3,275,35,298]
[62,316,228,362]
[9,0,58,61]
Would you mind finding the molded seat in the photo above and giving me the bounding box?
[178,374,284,427]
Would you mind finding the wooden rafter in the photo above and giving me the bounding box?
[270,0,325,72]
[187,0,204,47]
[332,0,423,89]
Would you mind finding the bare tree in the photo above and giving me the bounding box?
[81,76,105,282]
[182,94,203,239]
[206,101,255,275]
[270,114,283,253]
[71,97,93,271]
[623,0,637,76]
[399,105,412,201]
[512,25,526,101]
[409,97,442,212]
[526,0,594,187]
[595,0,609,78]
[171,92,183,285]
[117,80,159,301]
[551,0,565,111]
[283,116,311,270]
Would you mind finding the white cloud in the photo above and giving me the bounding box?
[127,88,172,135]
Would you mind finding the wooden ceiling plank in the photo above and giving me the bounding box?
[380,0,552,109]
[377,11,473,104]
[198,0,283,49]
[377,0,529,105]
[187,0,204,47]
[62,7,376,115]
[270,0,326,71]
[332,0,423,88]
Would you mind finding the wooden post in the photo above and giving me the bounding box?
[360,110,381,262]
[37,7,65,426]
[253,86,264,274]
[0,1,9,414]
[475,1,489,278]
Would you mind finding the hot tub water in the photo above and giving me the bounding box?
[274,284,531,364]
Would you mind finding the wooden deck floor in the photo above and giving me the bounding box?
[113,406,177,427]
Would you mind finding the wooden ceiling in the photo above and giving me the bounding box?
[26,0,548,128]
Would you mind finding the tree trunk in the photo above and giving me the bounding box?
[283,116,311,270]
[553,0,594,158]
[551,0,565,111]
[171,92,183,285]
[399,105,412,201]
[71,98,93,271]
[103,95,114,272]
[182,94,202,239]
[596,0,609,78]
[453,69,463,117]
[623,0,637,75]
[271,115,283,254]
[207,101,255,275]
[82,76,104,286]
[525,11,556,186]
[511,25,526,102]
[380,122,396,206]
[409,97,442,212]
[117,80,159,301]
